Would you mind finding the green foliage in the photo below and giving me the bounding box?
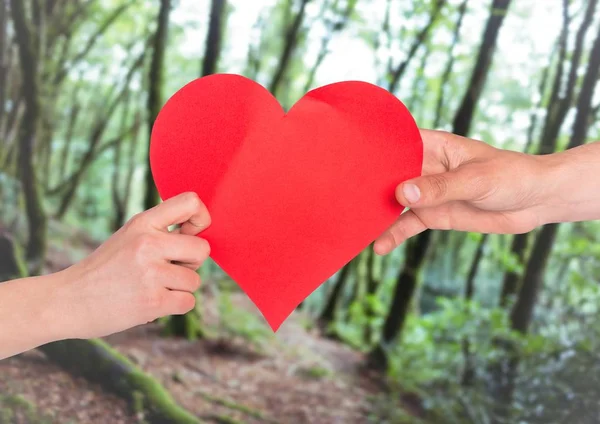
[3,0,600,422]
[196,390,269,422]
[296,365,331,380]
[215,290,273,351]
[0,394,55,424]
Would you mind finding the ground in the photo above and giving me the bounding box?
[0,293,382,424]
[0,224,389,424]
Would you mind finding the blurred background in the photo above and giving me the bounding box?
[1,0,600,423]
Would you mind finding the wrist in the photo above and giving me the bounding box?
[528,153,564,226]
[37,270,78,343]
[531,142,600,225]
[0,272,70,359]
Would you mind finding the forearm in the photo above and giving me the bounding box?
[0,273,66,360]
[537,141,600,225]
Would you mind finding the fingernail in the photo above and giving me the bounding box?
[403,183,420,204]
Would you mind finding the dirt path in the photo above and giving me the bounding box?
[0,293,381,424]
[0,225,384,423]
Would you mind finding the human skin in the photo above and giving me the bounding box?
[2,129,600,360]
[374,129,600,255]
[0,192,211,360]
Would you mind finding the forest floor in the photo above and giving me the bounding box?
[0,223,405,424]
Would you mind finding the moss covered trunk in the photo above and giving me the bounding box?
[143,0,171,211]
[0,232,27,282]
[10,0,48,274]
[39,339,202,424]
[0,235,200,423]
[164,0,229,340]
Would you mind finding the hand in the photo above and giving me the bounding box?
[48,192,211,340]
[374,129,551,255]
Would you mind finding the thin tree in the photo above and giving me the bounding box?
[165,0,229,340]
[433,0,468,129]
[268,0,311,97]
[202,0,227,76]
[54,51,146,219]
[369,0,514,370]
[303,0,357,92]
[388,0,446,94]
[510,25,600,335]
[499,0,596,306]
[319,257,355,327]
[143,0,172,211]
[10,0,47,274]
[493,21,600,423]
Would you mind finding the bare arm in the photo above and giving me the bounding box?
[0,192,211,360]
[375,130,600,254]
[536,140,600,225]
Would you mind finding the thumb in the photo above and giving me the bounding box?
[396,168,483,208]
[144,192,211,234]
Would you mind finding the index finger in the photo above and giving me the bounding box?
[145,192,211,234]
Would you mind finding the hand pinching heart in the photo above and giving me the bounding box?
[149,73,422,331]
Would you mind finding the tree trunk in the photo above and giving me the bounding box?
[143,0,171,211]
[368,0,512,371]
[461,233,488,386]
[10,0,48,274]
[499,233,528,307]
[452,0,513,136]
[0,241,198,424]
[117,113,142,230]
[493,18,600,423]
[538,0,597,154]
[319,258,354,326]
[0,0,8,132]
[510,19,600,335]
[111,92,133,231]
[201,0,227,77]
[302,0,357,92]
[368,231,432,370]
[499,0,572,306]
[0,232,27,282]
[54,51,145,219]
[166,0,229,339]
[433,0,468,128]
[523,41,557,154]
[364,244,383,345]
[57,83,83,184]
[268,0,310,97]
[388,0,446,94]
[406,45,432,114]
[39,339,201,424]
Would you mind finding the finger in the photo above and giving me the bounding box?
[373,210,427,255]
[160,290,197,316]
[396,167,485,209]
[161,265,202,292]
[145,192,211,233]
[162,233,211,268]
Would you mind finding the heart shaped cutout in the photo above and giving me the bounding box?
[150,74,422,331]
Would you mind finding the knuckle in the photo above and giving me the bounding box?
[390,224,408,246]
[127,212,148,229]
[131,233,159,259]
[429,175,448,199]
[183,192,201,210]
[142,287,164,311]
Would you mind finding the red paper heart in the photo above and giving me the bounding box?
[150,74,422,331]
